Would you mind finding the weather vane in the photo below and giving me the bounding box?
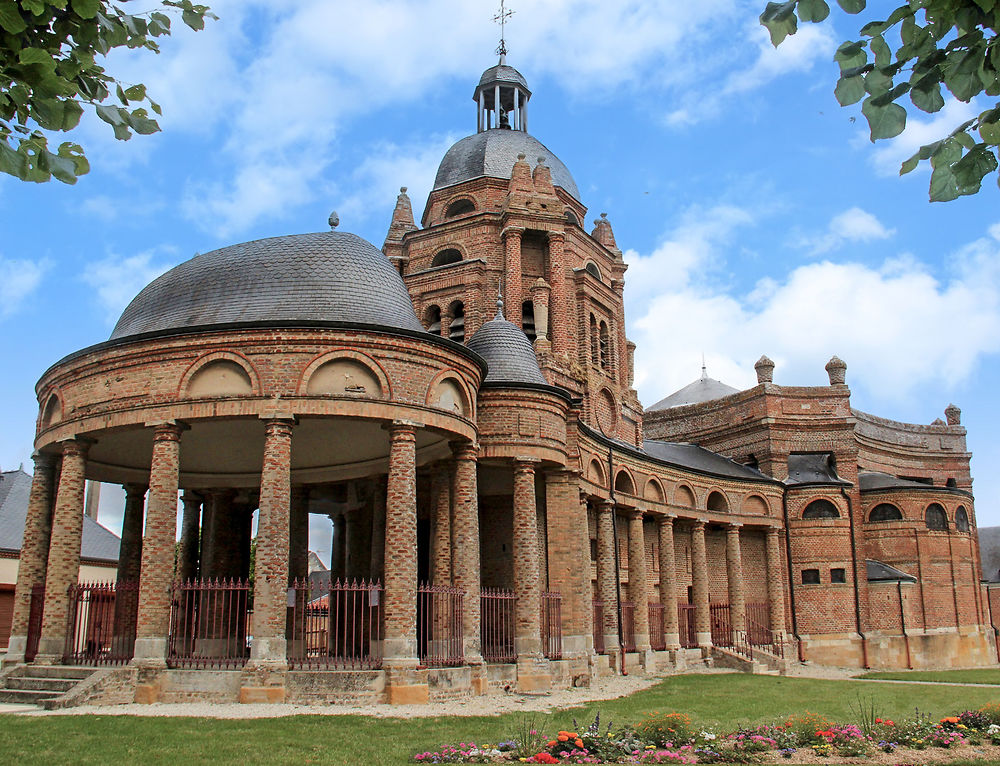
[493,0,514,56]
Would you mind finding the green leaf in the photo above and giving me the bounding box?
[955,131,976,150]
[862,97,907,140]
[945,49,985,102]
[124,84,146,101]
[126,109,159,135]
[95,103,125,126]
[31,98,65,130]
[929,164,959,201]
[835,75,866,106]
[71,0,99,17]
[62,100,83,130]
[869,81,910,107]
[980,112,1000,145]
[900,153,920,175]
[835,40,867,71]
[0,140,28,179]
[836,0,865,12]
[18,48,53,66]
[910,70,945,113]
[864,68,892,97]
[0,2,27,34]
[797,0,830,22]
[181,8,205,31]
[952,144,998,193]
[869,35,891,68]
[760,1,798,46]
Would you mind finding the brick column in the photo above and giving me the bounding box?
[430,465,452,585]
[451,441,483,665]
[288,486,310,585]
[133,423,183,666]
[175,490,200,583]
[627,509,651,653]
[369,477,387,582]
[512,459,542,656]
[248,419,293,668]
[657,515,680,650]
[726,524,747,634]
[544,472,591,657]
[383,421,419,665]
[691,520,711,649]
[596,500,619,658]
[766,527,787,639]
[330,513,345,580]
[36,439,89,662]
[546,231,569,354]
[7,453,57,663]
[612,278,628,387]
[503,227,524,327]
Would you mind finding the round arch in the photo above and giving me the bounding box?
[179,351,260,397]
[802,498,840,519]
[706,490,729,513]
[298,349,391,399]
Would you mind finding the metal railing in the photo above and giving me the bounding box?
[167,578,251,669]
[541,591,562,660]
[418,582,463,667]
[592,599,605,654]
[678,603,697,648]
[709,602,732,647]
[648,602,666,651]
[63,580,139,666]
[746,601,784,658]
[287,577,383,670]
[621,600,636,652]
[480,588,516,663]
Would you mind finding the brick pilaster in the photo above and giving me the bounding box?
[727,524,747,634]
[7,453,57,662]
[627,509,651,652]
[369,477,387,582]
[596,500,619,656]
[546,231,569,355]
[543,473,591,657]
[383,421,419,665]
[451,441,483,662]
[766,527,787,638]
[36,439,89,662]
[288,486,310,585]
[657,515,680,649]
[503,227,523,327]
[133,423,183,666]
[175,490,200,583]
[691,520,711,648]
[430,465,451,585]
[513,459,542,656]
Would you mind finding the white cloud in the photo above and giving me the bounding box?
[630,210,1000,407]
[81,248,181,324]
[798,207,896,254]
[0,257,49,318]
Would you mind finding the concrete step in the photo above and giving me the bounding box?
[6,676,78,692]
[0,688,57,705]
[20,665,95,680]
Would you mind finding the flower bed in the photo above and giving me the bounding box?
[412,703,1000,764]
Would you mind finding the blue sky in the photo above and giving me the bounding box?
[1,0,998,553]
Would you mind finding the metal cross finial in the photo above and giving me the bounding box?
[493,0,514,56]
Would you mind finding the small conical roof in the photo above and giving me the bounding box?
[467,299,547,386]
[647,364,739,410]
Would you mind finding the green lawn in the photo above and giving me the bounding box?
[857,668,1000,685]
[1,673,998,765]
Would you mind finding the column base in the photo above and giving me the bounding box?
[134,667,166,704]
[386,667,429,705]
[664,632,681,651]
[131,637,168,668]
[696,632,713,650]
[33,635,64,665]
[515,654,551,692]
[249,636,287,665]
[4,635,27,665]
[240,660,288,704]
[469,662,488,695]
[382,637,419,666]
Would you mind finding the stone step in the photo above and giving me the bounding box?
[20,665,95,680]
[0,688,57,705]
[6,676,78,692]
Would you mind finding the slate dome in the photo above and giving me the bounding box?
[110,230,425,340]
[433,129,580,201]
[466,311,548,386]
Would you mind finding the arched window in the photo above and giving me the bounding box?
[448,301,465,343]
[522,301,536,342]
[432,248,463,267]
[946,478,958,488]
[707,491,729,512]
[955,506,970,532]
[589,314,599,366]
[424,305,441,335]
[599,321,610,370]
[925,503,948,531]
[445,199,475,218]
[802,499,840,519]
[614,470,635,496]
[868,503,903,522]
[585,261,602,281]
[565,210,579,226]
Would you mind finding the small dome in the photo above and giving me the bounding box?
[111,231,424,340]
[647,369,740,411]
[467,312,548,386]
[477,62,530,92]
[434,129,580,200]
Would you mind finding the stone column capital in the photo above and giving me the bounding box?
[513,457,540,474]
[31,451,56,472]
[450,440,479,462]
[150,421,186,442]
[597,498,615,514]
[123,482,149,499]
[627,508,645,521]
[546,230,565,245]
[501,225,525,241]
[389,420,419,440]
[728,522,743,532]
[59,437,92,459]
[691,518,707,530]
[263,418,295,437]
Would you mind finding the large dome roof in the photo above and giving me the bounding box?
[433,129,580,200]
[111,230,424,340]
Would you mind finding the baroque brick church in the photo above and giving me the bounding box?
[2,57,993,706]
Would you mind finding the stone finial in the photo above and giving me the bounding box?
[328,211,339,229]
[590,212,618,250]
[531,156,557,197]
[931,417,946,425]
[945,403,961,425]
[825,355,847,385]
[383,187,417,244]
[754,354,775,384]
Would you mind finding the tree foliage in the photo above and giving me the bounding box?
[0,0,214,184]
[761,0,1000,201]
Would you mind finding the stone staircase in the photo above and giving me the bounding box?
[0,666,98,707]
